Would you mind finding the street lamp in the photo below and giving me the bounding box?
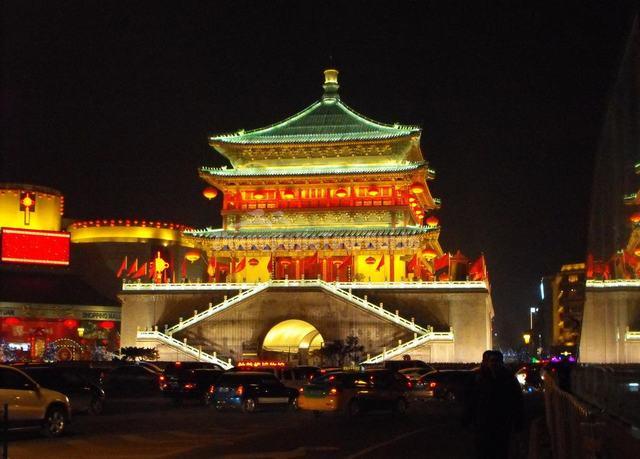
[523,332,531,345]
[529,307,537,329]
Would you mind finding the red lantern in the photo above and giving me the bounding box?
[335,188,348,198]
[202,187,218,200]
[63,319,78,329]
[253,190,265,200]
[410,182,425,194]
[249,258,259,266]
[368,186,379,197]
[425,216,439,227]
[185,250,200,263]
[365,256,376,264]
[422,248,437,260]
[3,317,20,326]
[631,212,640,224]
[99,321,115,330]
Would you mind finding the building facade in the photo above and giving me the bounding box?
[120,70,494,366]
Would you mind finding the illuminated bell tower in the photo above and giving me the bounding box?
[189,69,444,283]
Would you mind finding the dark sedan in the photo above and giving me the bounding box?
[213,371,298,413]
[19,365,105,415]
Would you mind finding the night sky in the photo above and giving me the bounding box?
[2,1,637,346]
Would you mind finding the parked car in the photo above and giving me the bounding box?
[0,364,71,437]
[18,365,105,415]
[381,360,432,372]
[413,370,476,401]
[103,364,162,397]
[162,367,223,405]
[213,371,298,413]
[280,366,319,390]
[298,369,410,416]
[399,366,437,383]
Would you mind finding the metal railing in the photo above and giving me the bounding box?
[360,330,454,364]
[166,283,269,335]
[136,330,234,370]
[316,280,429,334]
[156,279,430,336]
[122,279,489,291]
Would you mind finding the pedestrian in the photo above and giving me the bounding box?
[463,350,524,459]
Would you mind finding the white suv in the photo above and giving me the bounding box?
[0,364,71,437]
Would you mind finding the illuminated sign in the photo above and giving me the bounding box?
[237,360,286,368]
[1,227,70,266]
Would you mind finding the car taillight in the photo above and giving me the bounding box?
[159,375,165,382]
[299,387,304,393]
[406,381,413,389]
[184,383,195,390]
[329,387,339,396]
[208,385,215,393]
[429,382,437,389]
[235,385,244,396]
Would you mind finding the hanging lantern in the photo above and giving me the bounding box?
[63,319,78,329]
[410,202,418,208]
[365,256,376,264]
[185,250,201,263]
[3,317,20,326]
[630,212,640,224]
[368,186,379,197]
[422,248,437,260]
[425,216,439,227]
[249,258,259,266]
[99,321,115,330]
[202,187,218,200]
[410,182,426,194]
[335,188,348,198]
[408,196,417,203]
[282,189,295,199]
[280,259,291,267]
[635,248,640,257]
[253,190,265,200]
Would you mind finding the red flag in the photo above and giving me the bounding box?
[376,255,385,271]
[131,262,147,279]
[624,251,638,267]
[127,258,138,277]
[586,254,594,279]
[149,259,156,280]
[434,254,449,274]
[406,254,418,271]
[338,255,352,269]
[116,256,128,278]
[468,256,486,281]
[234,257,247,273]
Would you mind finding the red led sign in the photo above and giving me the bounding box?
[1,228,70,266]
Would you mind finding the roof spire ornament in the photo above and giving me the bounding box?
[322,69,340,101]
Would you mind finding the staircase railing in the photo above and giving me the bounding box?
[360,330,454,364]
[165,282,269,335]
[136,330,234,370]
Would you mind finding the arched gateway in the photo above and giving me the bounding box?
[262,319,324,365]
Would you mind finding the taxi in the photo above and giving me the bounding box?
[298,369,409,416]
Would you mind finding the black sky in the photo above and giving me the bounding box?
[2,1,637,346]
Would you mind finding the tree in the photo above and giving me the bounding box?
[119,346,159,361]
[314,335,365,367]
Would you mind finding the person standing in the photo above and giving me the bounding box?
[464,350,524,459]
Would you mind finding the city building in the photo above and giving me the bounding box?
[0,183,120,361]
[120,69,494,366]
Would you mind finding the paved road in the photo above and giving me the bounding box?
[4,397,502,459]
